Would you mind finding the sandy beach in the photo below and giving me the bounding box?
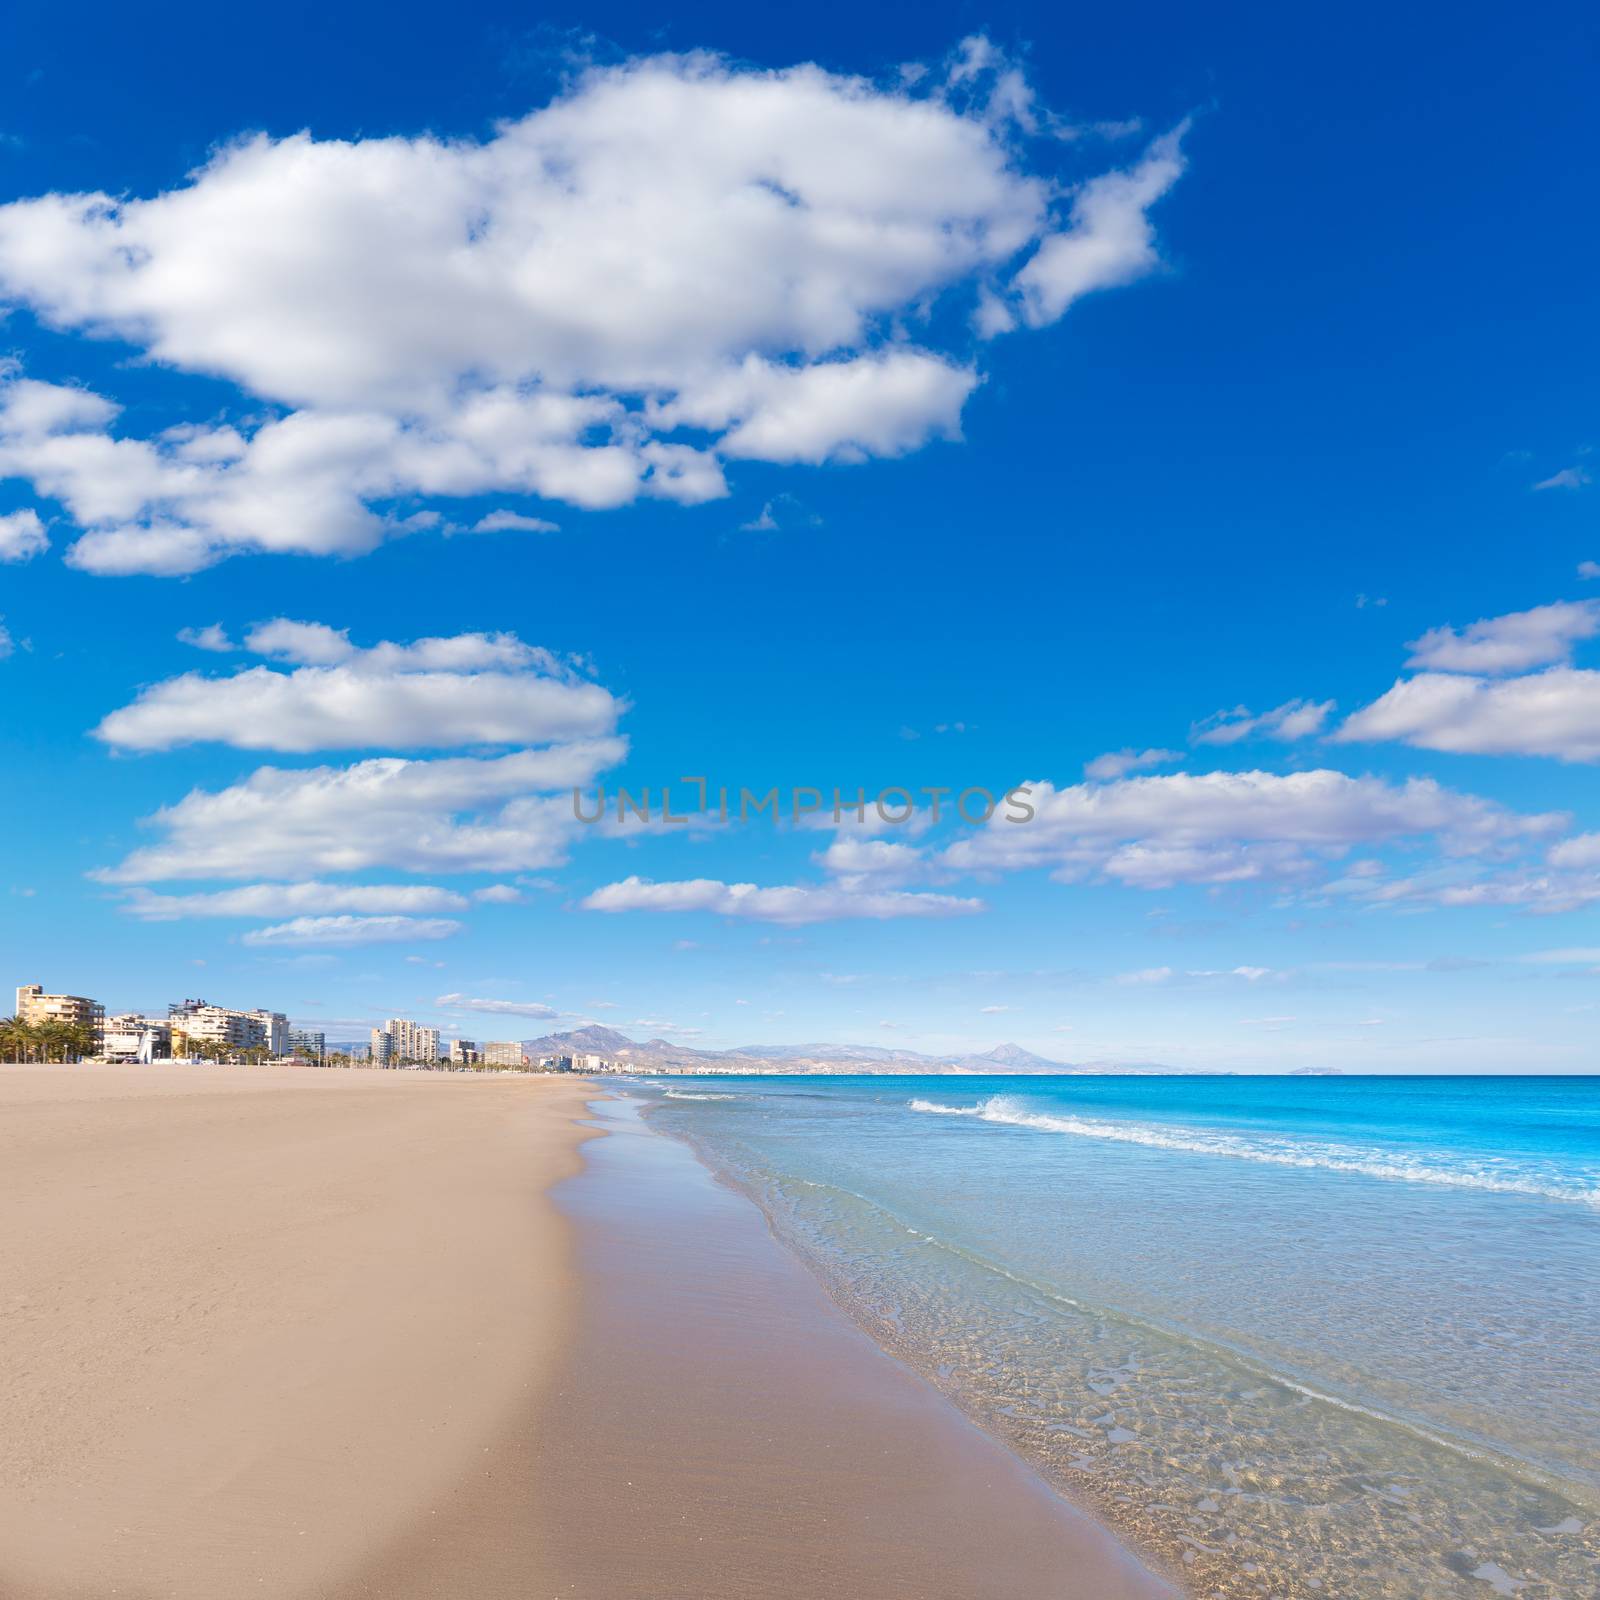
[1,1063,1171,1599]
[0,1062,591,1599]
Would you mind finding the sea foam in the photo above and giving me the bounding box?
[908,1095,1600,1207]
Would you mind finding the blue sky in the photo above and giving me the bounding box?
[1,0,1596,1070]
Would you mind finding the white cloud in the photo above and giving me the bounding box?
[1580,561,1600,580]
[581,875,983,924]
[814,836,928,887]
[471,511,558,534]
[1533,466,1591,491]
[0,49,1186,575]
[941,769,1562,890]
[96,739,624,882]
[93,623,618,751]
[0,619,11,660]
[979,1004,1009,1013]
[471,883,523,904]
[1190,698,1334,745]
[241,914,462,946]
[1404,600,1600,675]
[177,623,233,652]
[121,881,469,918]
[1083,746,1181,781]
[1011,125,1187,327]
[1337,669,1600,762]
[435,993,558,1019]
[1115,966,1173,985]
[1549,833,1600,870]
[0,506,46,561]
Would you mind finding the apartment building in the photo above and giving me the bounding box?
[15,984,105,1049]
[481,1040,526,1068]
[449,1038,481,1066]
[103,1014,172,1063]
[287,1028,326,1062]
[169,999,288,1057]
[371,1018,440,1066]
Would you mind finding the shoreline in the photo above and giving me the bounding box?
[529,1092,1175,1598]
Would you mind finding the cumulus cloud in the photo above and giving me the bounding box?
[1083,746,1181,781]
[0,48,1187,575]
[1549,832,1600,870]
[1404,600,1600,675]
[96,739,624,882]
[241,914,463,946]
[121,881,469,918]
[813,836,928,888]
[1337,670,1600,762]
[435,993,559,1019]
[1190,698,1334,746]
[94,622,618,751]
[0,506,46,561]
[581,875,983,924]
[940,769,1561,890]
[177,623,233,652]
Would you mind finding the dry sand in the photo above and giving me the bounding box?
[0,1061,590,1600]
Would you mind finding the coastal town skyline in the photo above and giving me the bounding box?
[3,3,1597,1074]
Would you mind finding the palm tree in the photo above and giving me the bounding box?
[0,1016,27,1062]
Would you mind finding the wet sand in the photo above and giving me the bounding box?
[385,1095,1174,1600]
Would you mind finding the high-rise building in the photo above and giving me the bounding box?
[449,1038,480,1066]
[368,1018,440,1067]
[169,1000,288,1057]
[15,984,105,1052]
[481,1040,526,1068]
[385,1018,441,1064]
[287,1028,325,1062]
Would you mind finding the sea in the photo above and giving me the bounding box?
[622,1074,1599,1599]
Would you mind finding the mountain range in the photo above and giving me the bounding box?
[516,1025,1204,1075]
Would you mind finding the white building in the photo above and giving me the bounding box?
[169,999,288,1057]
[481,1040,526,1068]
[103,1013,171,1063]
[449,1038,481,1066]
[371,1018,441,1067]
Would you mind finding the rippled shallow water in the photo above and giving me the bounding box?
[633,1074,1600,1599]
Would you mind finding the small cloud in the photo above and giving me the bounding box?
[1115,965,1173,985]
[1084,747,1181,782]
[472,883,523,903]
[471,510,559,534]
[0,508,48,563]
[979,1003,1009,1013]
[1533,466,1591,492]
[737,493,819,535]
[1580,561,1600,580]
[177,623,235,652]
[1355,593,1388,609]
[1191,698,1334,745]
[437,992,560,1018]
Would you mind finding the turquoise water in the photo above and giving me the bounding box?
[633,1075,1600,1598]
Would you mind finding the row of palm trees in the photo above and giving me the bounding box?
[0,1016,99,1063]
